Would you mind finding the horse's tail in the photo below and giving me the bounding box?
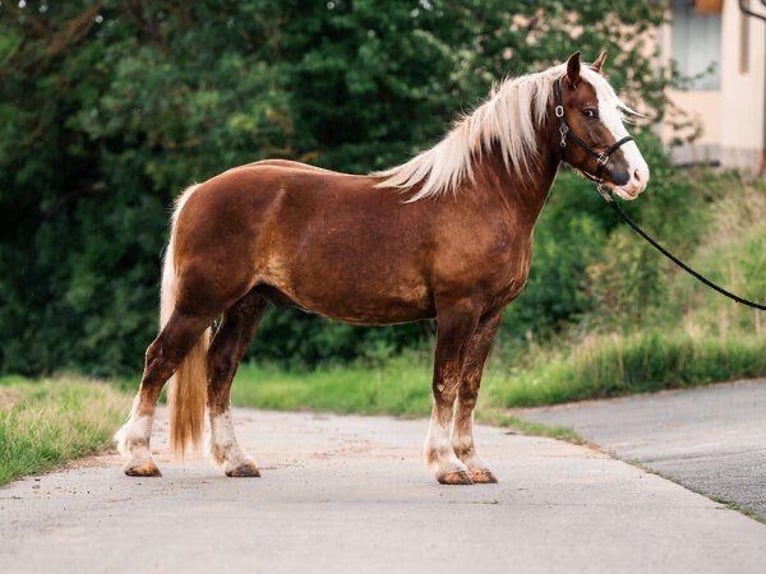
[162,184,210,457]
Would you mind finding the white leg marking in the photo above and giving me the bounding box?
[208,410,254,473]
[425,406,469,480]
[451,409,491,473]
[114,397,156,470]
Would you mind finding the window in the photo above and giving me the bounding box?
[671,0,722,90]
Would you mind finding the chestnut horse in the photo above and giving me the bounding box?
[116,52,649,484]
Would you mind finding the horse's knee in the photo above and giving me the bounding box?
[432,377,460,405]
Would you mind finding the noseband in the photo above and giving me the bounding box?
[552,77,633,185]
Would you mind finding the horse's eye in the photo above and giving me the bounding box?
[583,108,598,119]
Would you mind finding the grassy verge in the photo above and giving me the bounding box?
[0,375,130,486]
[490,331,766,407]
[232,329,766,417]
[232,354,433,417]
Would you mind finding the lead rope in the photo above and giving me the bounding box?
[596,184,766,311]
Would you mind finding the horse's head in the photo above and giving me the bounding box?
[555,52,649,201]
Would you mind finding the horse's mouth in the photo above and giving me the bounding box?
[611,184,642,201]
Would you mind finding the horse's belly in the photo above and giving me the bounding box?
[269,281,433,325]
[317,294,434,325]
[259,261,433,325]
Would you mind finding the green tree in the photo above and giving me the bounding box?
[0,1,669,374]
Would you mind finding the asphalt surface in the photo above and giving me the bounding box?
[2,407,765,573]
[514,379,766,520]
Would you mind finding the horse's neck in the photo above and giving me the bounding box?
[471,136,560,229]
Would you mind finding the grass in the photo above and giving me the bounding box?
[489,331,766,407]
[232,328,766,417]
[0,375,130,486]
[232,353,433,417]
[709,495,762,522]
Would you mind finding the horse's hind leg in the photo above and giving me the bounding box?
[452,313,501,484]
[116,311,212,477]
[207,291,268,477]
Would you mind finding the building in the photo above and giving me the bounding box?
[659,0,765,173]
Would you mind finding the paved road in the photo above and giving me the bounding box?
[2,408,765,573]
[515,379,766,520]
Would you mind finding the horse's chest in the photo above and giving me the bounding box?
[490,246,533,303]
[435,226,533,305]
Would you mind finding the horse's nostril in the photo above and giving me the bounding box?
[633,169,642,182]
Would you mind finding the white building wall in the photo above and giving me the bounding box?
[661,1,765,172]
[718,0,765,171]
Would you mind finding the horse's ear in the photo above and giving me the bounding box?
[591,51,607,74]
[566,52,581,87]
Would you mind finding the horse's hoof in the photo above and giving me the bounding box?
[469,469,498,484]
[438,470,474,485]
[225,461,261,478]
[124,462,162,477]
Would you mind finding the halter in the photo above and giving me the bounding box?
[552,77,633,190]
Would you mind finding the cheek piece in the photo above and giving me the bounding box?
[552,77,633,188]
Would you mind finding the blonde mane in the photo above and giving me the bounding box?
[374,63,632,202]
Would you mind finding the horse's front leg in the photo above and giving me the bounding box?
[425,302,479,485]
[452,313,502,484]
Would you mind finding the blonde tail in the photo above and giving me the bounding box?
[162,184,210,457]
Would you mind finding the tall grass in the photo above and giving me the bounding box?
[2,177,761,486]
[233,353,433,417]
[671,177,766,339]
[0,376,130,485]
[233,329,766,416]
[489,331,766,407]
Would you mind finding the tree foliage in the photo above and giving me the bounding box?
[0,1,669,375]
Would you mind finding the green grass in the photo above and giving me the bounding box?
[0,376,130,486]
[232,353,433,417]
[232,329,766,417]
[489,331,766,408]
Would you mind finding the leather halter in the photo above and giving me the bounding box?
[552,77,633,183]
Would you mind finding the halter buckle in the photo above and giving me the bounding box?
[559,124,568,147]
[596,183,614,203]
[597,152,609,166]
[554,105,564,118]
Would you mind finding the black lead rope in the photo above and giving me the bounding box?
[554,74,765,310]
[596,186,766,311]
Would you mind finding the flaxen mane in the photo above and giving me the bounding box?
[375,63,635,201]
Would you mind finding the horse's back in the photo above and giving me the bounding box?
[244,158,354,175]
[173,161,437,323]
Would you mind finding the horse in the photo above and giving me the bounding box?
[115,52,649,485]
